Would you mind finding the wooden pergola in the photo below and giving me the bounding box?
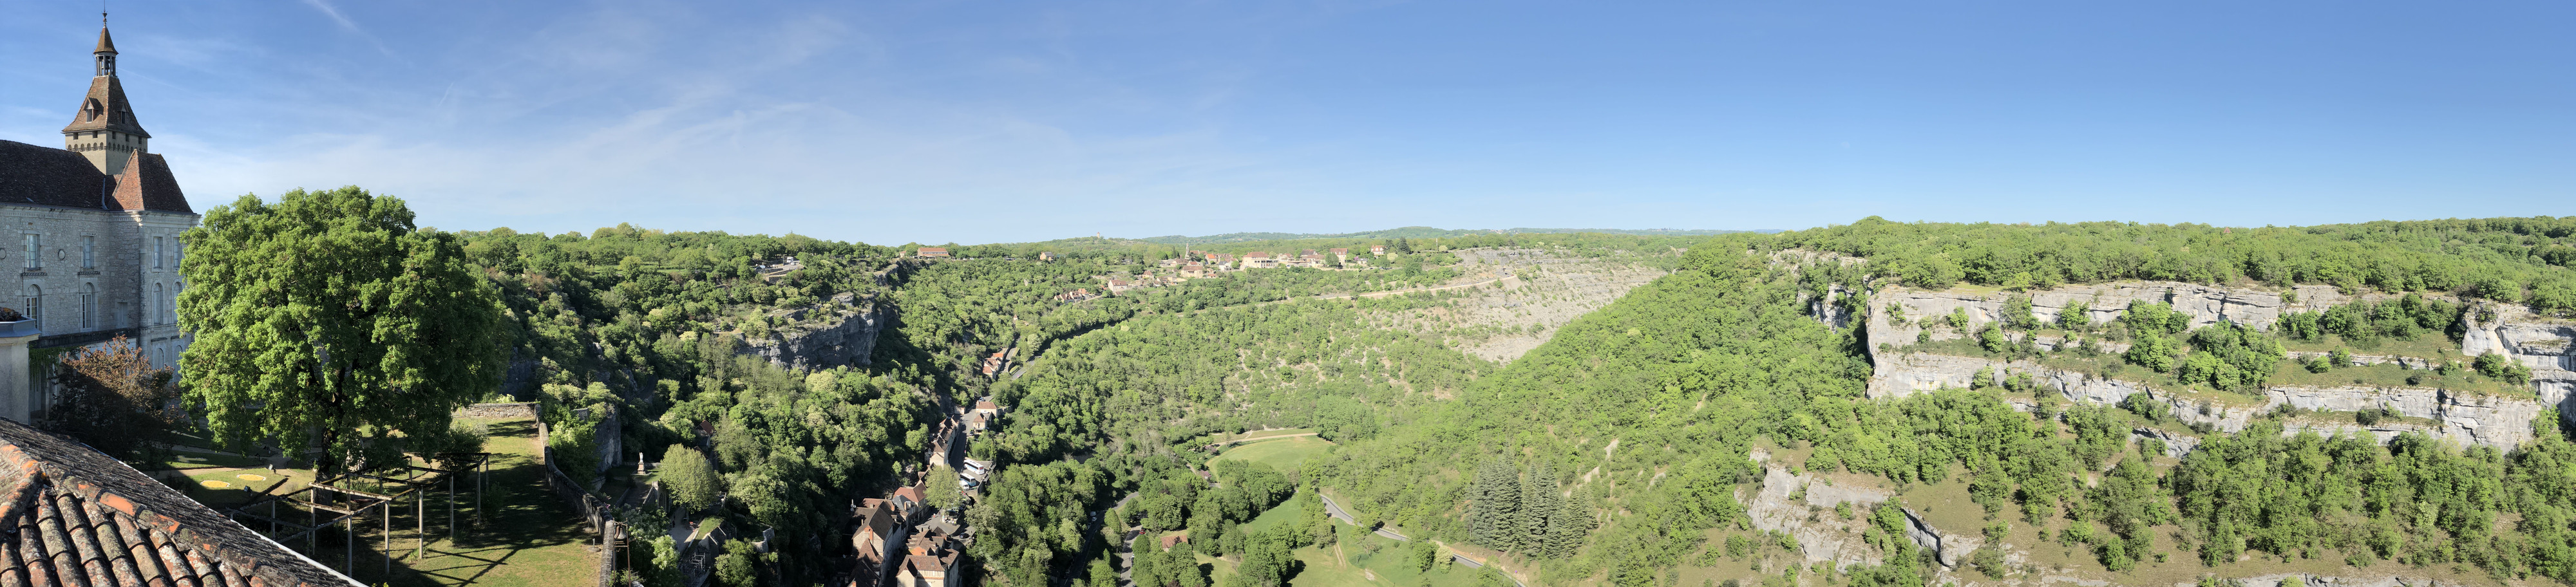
[224,452,494,582]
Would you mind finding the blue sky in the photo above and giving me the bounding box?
[3,1,2571,245]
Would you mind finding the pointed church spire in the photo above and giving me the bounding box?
[94,15,118,76]
[65,15,147,175]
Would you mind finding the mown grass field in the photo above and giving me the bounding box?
[175,416,601,587]
[1209,435,1336,476]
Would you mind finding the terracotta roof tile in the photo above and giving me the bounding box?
[0,418,359,586]
[109,153,193,213]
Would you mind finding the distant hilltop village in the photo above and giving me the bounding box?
[909,245,1403,297]
[0,23,200,424]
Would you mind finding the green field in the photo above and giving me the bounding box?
[1208,520,1499,587]
[1209,435,1337,476]
[175,417,602,587]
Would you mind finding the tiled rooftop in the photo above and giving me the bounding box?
[0,417,359,587]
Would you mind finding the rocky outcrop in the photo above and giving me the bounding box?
[1742,465,1881,568]
[1866,282,2356,347]
[1741,449,1979,570]
[2462,303,2576,418]
[1870,352,2553,449]
[1856,279,2576,447]
[740,297,887,371]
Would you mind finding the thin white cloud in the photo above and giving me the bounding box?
[298,0,398,59]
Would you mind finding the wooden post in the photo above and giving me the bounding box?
[448,469,457,555]
[383,498,391,579]
[417,485,426,561]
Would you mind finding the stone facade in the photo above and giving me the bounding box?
[0,26,198,424]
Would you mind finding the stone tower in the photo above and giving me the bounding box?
[62,24,150,177]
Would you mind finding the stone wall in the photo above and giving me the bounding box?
[454,402,538,419]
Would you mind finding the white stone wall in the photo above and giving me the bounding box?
[0,203,196,420]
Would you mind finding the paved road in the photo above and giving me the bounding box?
[1314,493,1412,543]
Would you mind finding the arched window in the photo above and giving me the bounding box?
[80,283,96,330]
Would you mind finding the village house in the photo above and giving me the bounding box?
[915,247,949,257]
[1370,245,1388,256]
[0,24,202,423]
[852,499,904,567]
[1331,248,1350,263]
[1243,251,1280,268]
[851,485,937,579]
[896,525,963,587]
[1180,263,1209,278]
[1037,252,1056,261]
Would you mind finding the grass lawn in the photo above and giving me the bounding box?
[1209,436,1336,476]
[1194,495,1502,587]
[1238,494,1305,536]
[1218,524,1492,587]
[150,449,273,472]
[186,416,600,587]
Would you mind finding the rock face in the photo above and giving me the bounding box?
[1870,351,2553,449]
[1866,282,2354,346]
[1741,450,1979,570]
[2463,303,2576,416]
[741,299,887,371]
[1859,279,2576,447]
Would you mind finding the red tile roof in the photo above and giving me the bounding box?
[109,152,191,213]
[0,417,359,586]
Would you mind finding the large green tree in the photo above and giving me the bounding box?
[178,187,505,472]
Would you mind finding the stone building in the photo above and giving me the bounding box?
[0,24,200,424]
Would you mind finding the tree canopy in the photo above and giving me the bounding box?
[178,187,506,470]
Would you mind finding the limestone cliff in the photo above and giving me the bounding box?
[1870,352,2552,449]
[1742,449,1981,570]
[1852,279,2576,449]
[739,295,887,371]
[1865,281,2362,347]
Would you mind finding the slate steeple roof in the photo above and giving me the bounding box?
[64,26,147,138]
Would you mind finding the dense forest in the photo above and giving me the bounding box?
[450,217,2576,587]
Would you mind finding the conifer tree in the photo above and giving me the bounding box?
[1519,463,1559,554]
[1541,486,1597,559]
[1467,459,1517,548]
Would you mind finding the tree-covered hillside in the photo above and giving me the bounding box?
[1781,216,2576,315]
[409,217,2576,587]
